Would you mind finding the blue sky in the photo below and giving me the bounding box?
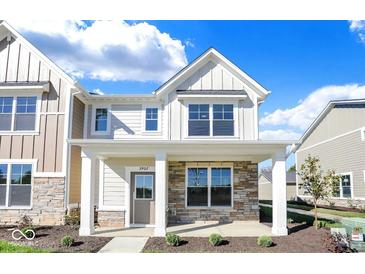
[10,20,365,169]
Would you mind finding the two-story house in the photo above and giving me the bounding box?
[0,21,291,237]
[294,99,365,207]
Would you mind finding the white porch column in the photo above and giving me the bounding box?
[271,149,288,236]
[154,152,167,236]
[79,150,96,236]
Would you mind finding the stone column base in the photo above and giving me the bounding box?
[97,210,125,228]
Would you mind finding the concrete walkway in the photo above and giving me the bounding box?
[259,203,344,221]
[94,221,273,238]
[98,237,148,253]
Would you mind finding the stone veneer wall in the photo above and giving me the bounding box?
[168,161,259,224]
[0,177,66,225]
[98,211,125,228]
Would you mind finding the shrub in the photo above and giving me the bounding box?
[165,233,181,246]
[257,236,273,247]
[60,235,75,247]
[287,218,294,224]
[18,215,33,229]
[209,233,223,246]
[317,220,343,229]
[353,226,363,234]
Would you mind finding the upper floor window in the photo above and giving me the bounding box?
[95,108,108,132]
[0,163,33,208]
[188,103,234,137]
[15,96,37,131]
[188,104,210,136]
[0,97,13,131]
[0,96,38,132]
[145,108,158,131]
[213,104,234,136]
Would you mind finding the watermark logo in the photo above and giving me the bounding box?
[11,229,36,241]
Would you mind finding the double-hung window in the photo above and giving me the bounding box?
[15,97,37,131]
[213,104,234,136]
[0,96,38,132]
[188,104,210,136]
[186,166,232,207]
[94,108,109,133]
[188,103,234,137]
[145,108,158,131]
[0,163,33,208]
[332,173,352,198]
[0,97,13,131]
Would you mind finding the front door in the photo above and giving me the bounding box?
[130,172,155,225]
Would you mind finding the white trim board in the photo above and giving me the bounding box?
[296,127,365,153]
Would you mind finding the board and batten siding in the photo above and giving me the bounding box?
[301,107,365,150]
[297,129,365,198]
[169,60,256,140]
[0,36,70,173]
[102,158,154,207]
[69,97,85,204]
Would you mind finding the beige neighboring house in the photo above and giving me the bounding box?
[259,170,296,201]
[294,99,365,207]
[0,21,293,237]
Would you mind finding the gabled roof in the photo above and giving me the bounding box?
[260,170,296,183]
[0,21,80,89]
[154,47,270,101]
[293,98,365,152]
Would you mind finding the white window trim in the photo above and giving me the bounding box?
[185,164,234,209]
[141,104,162,134]
[134,174,154,201]
[183,100,239,139]
[332,172,354,199]
[0,159,37,210]
[361,127,365,141]
[0,92,42,135]
[91,104,111,136]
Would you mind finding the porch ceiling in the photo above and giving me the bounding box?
[68,139,295,162]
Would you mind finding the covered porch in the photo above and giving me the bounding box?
[69,139,292,237]
[93,221,273,237]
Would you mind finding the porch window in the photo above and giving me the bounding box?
[0,97,13,131]
[188,104,210,136]
[211,168,232,206]
[187,168,208,206]
[15,96,37,131]
[95,108,108,132]
[0,163,33,208]
[213,104,234,136]
[145,108,158,131]
[186,167,232,207]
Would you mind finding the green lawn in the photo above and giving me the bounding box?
[260,200,365,218]
[0,240,49,253]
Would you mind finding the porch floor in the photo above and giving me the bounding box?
[93,221,273,237]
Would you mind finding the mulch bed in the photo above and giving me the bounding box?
[0,225,112,253]
[143,224,332,253]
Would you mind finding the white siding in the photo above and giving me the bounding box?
[102,158,154,207]
[112,104,143,138]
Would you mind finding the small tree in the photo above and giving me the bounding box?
[298,155,340,229]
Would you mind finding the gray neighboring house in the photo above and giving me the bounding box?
[258,171,296,201]
[294,99,365,207]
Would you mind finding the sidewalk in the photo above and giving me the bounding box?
[98,237,148,253]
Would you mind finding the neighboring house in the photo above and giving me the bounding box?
[259,171,296,201]
[294,99,365,207]
[0,21,292,237]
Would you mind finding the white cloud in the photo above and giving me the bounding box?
[260,84,365,130]
[9,20,188,82]
[260,129,301,141]
[349,20,365,43]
